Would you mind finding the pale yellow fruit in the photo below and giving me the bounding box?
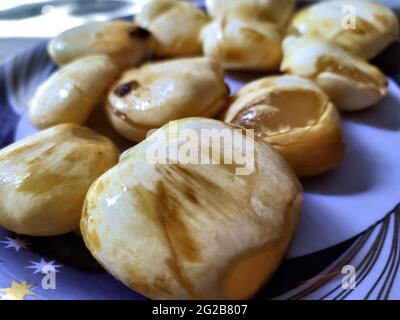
[201,14,283,71]
[224,75,346,177]
[0,124,119,236]
[135,0,209,57]
[48,20,150,68]
[205,0,295,26]
[81,118,302,300]
[281,35,388,111]
[106,57,229,142]
[29,55,119,129]
[289,0,399,60]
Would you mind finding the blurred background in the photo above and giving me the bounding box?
[0,0,399,63]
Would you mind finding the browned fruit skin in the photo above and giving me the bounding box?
[48,20,149,68]
[205,0,295,26]
[81,118,302,299]
[0,124,119,236]
[135,0,209,57]
[281,36,388,111]
[29,55,119,129]
[289,0,399,60]
[201,13,283,71]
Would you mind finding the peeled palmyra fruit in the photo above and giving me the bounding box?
[81,118,302,299]
[224,75,346,177]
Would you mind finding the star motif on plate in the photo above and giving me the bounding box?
[0,280,34,300]
[0,236,29,252]
[26,258,62,274]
